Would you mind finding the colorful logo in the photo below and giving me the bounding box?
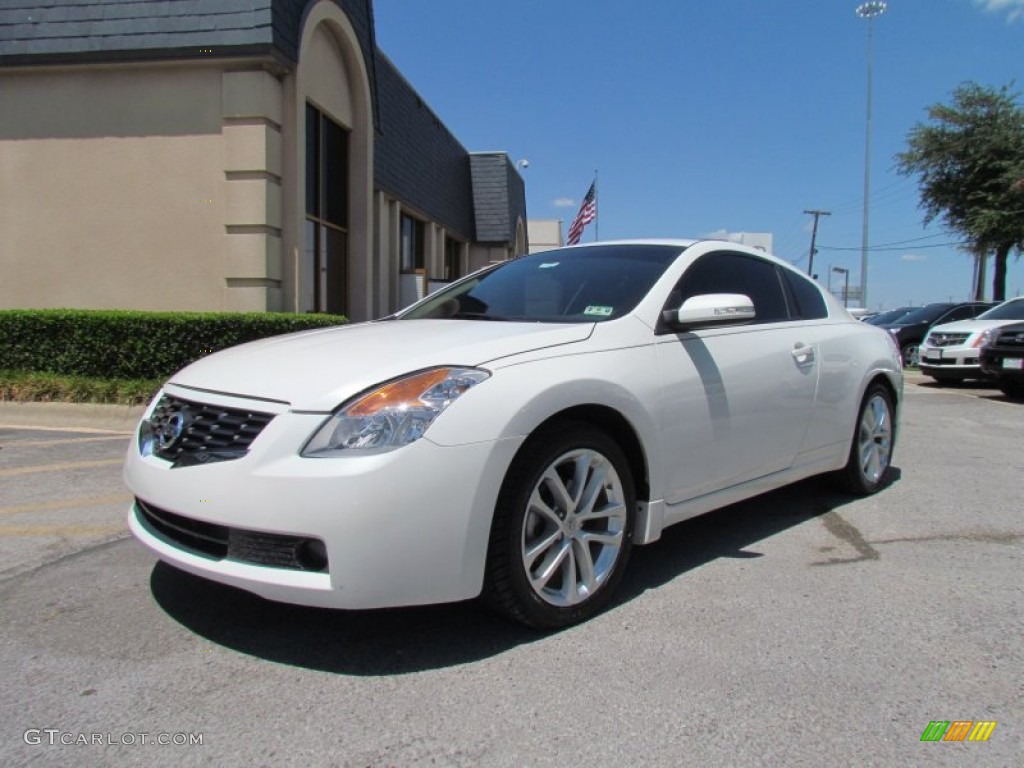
[920,721,997,742]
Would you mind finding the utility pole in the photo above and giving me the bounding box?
[804,209,831,278]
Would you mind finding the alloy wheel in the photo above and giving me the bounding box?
[520,448,627,607]
[857,392,893,484]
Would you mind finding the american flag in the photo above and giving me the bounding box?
[566,182,597,245]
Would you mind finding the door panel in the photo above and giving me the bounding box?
[656,323,818,505]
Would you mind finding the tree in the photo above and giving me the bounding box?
[896,82,1024,301]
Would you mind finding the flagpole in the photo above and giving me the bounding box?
[593,169,599,241]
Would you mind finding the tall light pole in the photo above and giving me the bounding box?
[856,0,886,310]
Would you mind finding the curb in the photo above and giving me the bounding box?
[0,401,146,433]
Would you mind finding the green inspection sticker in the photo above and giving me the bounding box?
[583,305,613,316]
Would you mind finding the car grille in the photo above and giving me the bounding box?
[135,499,328,572]
[995,330,1024,348]
[146,394,275,468]
[926,332,970,347]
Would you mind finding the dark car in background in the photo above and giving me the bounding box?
[980,321,1024,398]
[864,307,915,327]
[885,302,994,367]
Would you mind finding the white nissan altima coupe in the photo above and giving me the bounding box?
[125,240,902,628]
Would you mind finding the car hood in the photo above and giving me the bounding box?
[926,318,1023,337]
[168,320,594,411]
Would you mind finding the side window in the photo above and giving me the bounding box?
[671,251,790,324]
[943,306,974,323]
[781,268,828,320]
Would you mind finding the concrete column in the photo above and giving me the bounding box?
[221,70,284,311]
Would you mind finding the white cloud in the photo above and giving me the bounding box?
[553,198,575,208]
[973,0,1024,22]
[901,253,928,262]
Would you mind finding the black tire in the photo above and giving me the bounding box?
[999,382,1024,399]
[833,383,896,495]
[482,421,635,629]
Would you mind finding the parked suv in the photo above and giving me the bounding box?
[980,321,1024,398]
[886,302,995,368]
[919,298,1024,383]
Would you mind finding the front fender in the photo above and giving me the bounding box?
[426,344,667,501]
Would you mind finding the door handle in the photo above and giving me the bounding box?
[792,343,815,365]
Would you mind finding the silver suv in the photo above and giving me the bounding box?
[919,298,1024,383]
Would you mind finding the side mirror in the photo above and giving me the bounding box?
[661,293,756,331]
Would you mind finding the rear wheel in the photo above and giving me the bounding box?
[483,422,635,629]
[834,383,895,495]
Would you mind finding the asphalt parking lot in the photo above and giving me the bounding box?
[1,375,1021,767]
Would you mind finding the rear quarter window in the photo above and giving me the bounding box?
[781,268,828,320]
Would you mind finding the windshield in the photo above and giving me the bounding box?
[892,304,952,326]
[399,244,683,323]
[978,299,1024,320]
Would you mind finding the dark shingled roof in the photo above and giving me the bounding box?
[470,153,526,244]
[372,53,475,240]
[0,0,276,62]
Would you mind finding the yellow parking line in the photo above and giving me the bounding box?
[0,524,125,537]
[0,493,132,518]
[0,458,124,478]
[2,435,129,448]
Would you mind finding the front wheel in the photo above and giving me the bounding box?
[834,383,896,495]
[483,422,635,629]
[901,344,920,369]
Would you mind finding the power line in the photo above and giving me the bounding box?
[818,240,970,252]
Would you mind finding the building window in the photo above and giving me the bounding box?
[400,214,424,273]
[444,236,462,281]
[305,103,349,314]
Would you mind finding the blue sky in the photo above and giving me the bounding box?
[373,0,1023,310]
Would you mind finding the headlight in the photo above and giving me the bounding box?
[301,367,490,457]
[976,327,1000,348]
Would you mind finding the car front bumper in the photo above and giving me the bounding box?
[124,397,523,610]
[980,348,1024,381]
[918,347,985,378]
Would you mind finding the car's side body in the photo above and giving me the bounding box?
[124,239,902,623]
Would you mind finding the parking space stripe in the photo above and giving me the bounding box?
[0,493,132,518]
[0,524,125,537]
[0,458,124,477]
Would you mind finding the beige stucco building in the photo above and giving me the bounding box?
[0,0,528,321]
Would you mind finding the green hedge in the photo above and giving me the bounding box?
[0,309,348,380]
